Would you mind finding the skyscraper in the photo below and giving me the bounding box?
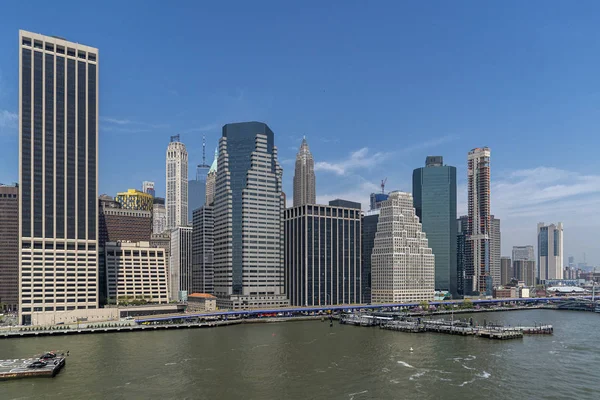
[369,193,389,211]
[371,191,435,303]
[293,137,316,207]
[213,122,288,309]
[170,226,193,301]
[19,31,100,325]
[456,215,469,297]
[513,260,536,286]
[142,181,155,197]
[205,147,218,206]
[412,156,457,296]
[500,256,512,286]
[0,185,18,312]
[537,222,564,281]
[115,188,153,211]
[285,201,362,306]
[490,216,501,287]
[166,134,188,229]
[512,245,535,262]
[361,210,380,304]
[466,147,492,295]
[192,205,214,295]
[188,137,210,223]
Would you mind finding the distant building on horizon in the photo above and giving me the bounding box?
[285,201,362,306]
[371,191,435,303]
[166,135,188,229]
[18,31,100,325]
[293,137,316,207]
[142,181,155,197]
[500,256,512,286]
[514,260,536,287]
[0,185,18,312]
[512,245,534,262]
[465,147,492,295]
[412,156,457,296]
[213,122,288,309]
[537,222,564,281]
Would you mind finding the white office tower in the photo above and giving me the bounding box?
[537,222,564,281]
[371,191,435,303]
[166,135,188,229]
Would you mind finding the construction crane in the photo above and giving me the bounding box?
[381,178,387,194]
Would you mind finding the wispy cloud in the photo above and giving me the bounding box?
[100,116,169,131]
[320,137,340,144]
[315,147,390,176]
[0,109,18,136]
[315,180,381,210]
[280,158,295,166]
[184,123,219,134]
[402,134,458,153]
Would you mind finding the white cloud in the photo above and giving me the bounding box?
[0,109,18,136]
[100,116,168,130]
[315,147,390,176]
[316,180,381,210]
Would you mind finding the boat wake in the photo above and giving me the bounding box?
[397,360,415,368]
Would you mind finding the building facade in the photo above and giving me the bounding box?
[512,245,534,262]
[500,256,512,286]
[19,31,99,325]
[116,189,153,211]
[170,226,192,301]
[105,241,168,304]
[188,164,208,224]
[213,122,288,309]
[371,191,435,303]
[369,193,389,211]
[412,156,457,296]
[456,215,468,297]
[292,137,316,207]
[537,222,564,281]
[205,147,218,206]
[490,216,501,287]
[152,197,166,234]
[192,206,214,295]
[285,202,362,306]
[142,181,155,197]
[361,210,380,304]
[0,185,18,311]
[466,147,492,295]
[166,135,188,229]
[513,260,536,286]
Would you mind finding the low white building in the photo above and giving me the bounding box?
[105,241,169,304]
[371,191,435,303]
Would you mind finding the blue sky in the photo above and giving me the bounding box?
[1,1,600,264]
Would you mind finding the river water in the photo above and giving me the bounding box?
[1,310,599,400]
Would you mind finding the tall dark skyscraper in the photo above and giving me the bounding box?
[188,136,210,223]
[213,122,288,309]
[412,156,457,296]
[456,215,468,297]
[192,205,214,295]
[19,31,99,325]
[361,211,379,303]
[0,185,19,312]
[285,201,362,306]
[293,137,316,207]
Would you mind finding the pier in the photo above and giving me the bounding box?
[340,313,552,340]
[0,353,66,380]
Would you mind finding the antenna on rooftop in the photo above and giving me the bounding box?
[197,134,210,180]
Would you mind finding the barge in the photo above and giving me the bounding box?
[0,351,66,380]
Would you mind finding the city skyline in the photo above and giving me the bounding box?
[0,3,599,264]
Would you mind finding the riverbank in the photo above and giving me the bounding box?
[0,315,328,339]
